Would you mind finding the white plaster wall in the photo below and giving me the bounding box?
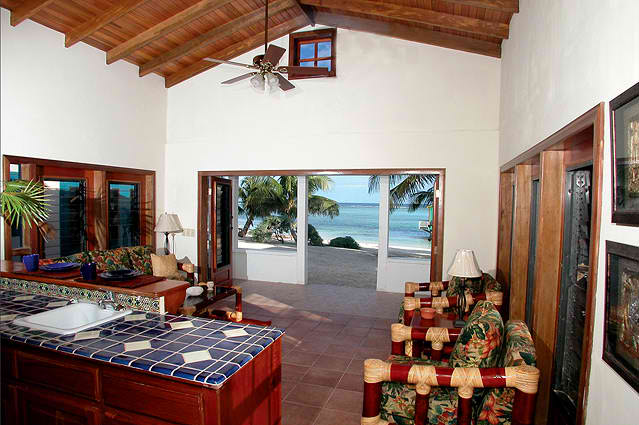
[166,27,501,287]
[500,1,639,423]
[0,9,168,254]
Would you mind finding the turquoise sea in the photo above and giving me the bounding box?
[238,202,432,251]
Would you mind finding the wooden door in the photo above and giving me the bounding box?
[199,176,232,283]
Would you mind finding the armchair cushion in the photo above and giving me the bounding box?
[125,245,154,275]
[482,273,502,293]
[447,273,497,297]
[88,248,132,271]
[477,320,537,425]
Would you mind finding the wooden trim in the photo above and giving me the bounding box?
[64,0,151,48]
[430,173,445,281]
[106,0,235,65]
[299,0,510,39]
[2,155,154,175]
[288,28,337,80]
[287,0,314,26]
[313,11,501,58]
[500,105,601,171]
[165,15,308,88]
[496,171,514,292]
[9,0,55,27]
[575,103,605,425]
[531,150,566,424]
[139,0,291,77]
[442,0,519,13]
[197,168,446,177]
[509,164,533,320]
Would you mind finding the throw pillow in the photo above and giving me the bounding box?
[151,253,181,280]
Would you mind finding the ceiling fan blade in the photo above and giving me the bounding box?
[263,45,286,66]
[276,73,295,91]
[204,58,257,69]
[279,66,330,76]
[221,73,256,85]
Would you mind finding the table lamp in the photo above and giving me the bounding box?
[154,213,183,254]
[448,249,482,328]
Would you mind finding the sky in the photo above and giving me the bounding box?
[315,175,380,203]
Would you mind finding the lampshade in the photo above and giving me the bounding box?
[250,74,265,90]
[265,72,279,89]
[154,212,182,233]
[447,249,481,278]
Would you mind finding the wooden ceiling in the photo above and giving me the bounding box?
[0,0,518,88]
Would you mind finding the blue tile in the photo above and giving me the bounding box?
[215,340,240,351]
[190,328,213,337]
[131,358,155,371]
[185,359,216,370]
[175,335,200,344]
[92,350,117,361]
[173,367,204,380]
[142,349,172,362]
[140,328,165,338]
[111,354,136,366]
[205,373,226,385]
[162,354,186,366]
[155,341,188,352]
[151,363,178,374]
[227,353,252,366]
[215,363,240,378]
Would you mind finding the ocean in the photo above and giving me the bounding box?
[238,202,432,251]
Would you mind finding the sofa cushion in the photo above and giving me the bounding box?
[39,252,90,266]
[449,300,504,369]
[477,320,537,425]
[125,245,153,275]
[89,248,132,271]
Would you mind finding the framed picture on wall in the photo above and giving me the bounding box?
[604,241,639,393]
[611,82,639,225]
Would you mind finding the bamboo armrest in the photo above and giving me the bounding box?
[404,280,450,296]
[404,291,503,315]
[391,323,461,356]
[177,262,197,283]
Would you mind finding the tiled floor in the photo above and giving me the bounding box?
[214,280,403,425]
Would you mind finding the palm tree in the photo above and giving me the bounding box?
[237,176,280,237]
[368,174,436,212]
[1,180,49,233]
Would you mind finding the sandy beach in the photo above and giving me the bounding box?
[239,237,429,289]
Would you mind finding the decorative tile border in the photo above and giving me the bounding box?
[0,278,161,313]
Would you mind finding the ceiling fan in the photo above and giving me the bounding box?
[203,1,330,91]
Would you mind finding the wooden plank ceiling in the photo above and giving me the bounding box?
[0,0,518,88]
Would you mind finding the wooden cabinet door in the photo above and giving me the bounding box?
[16,385,100,425]
[103,408,177,425]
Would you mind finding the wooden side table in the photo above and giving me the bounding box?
[179,284,243,321]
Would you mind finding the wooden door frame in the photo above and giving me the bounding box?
[498,104,604,425]
[197,168,446,282]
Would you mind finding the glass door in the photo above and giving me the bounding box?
[200,176,232,283]
[108,182,141,249]
[42,179,87,258]
[525,179,540,329]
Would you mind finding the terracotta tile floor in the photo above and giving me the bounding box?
[213,280,403,425]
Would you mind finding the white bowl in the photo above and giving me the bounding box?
[186,286,204,297]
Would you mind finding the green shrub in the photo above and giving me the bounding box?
[308,224,323,246]
[252,215,291,243]
[251,222,273,243]
[328,236,360,249]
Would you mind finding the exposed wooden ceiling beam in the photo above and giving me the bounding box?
[442,0,518,13]
[10,0,56,26]
[287,0,313,26]
[165,15,308,88]
[107,0,234,65]
[139,0,291,77]
[314,10,501,58]
[299,0,509,39]
[65,0,151,47]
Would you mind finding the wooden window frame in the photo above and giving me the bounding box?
[288,28,337,80]
[2,155,155,260]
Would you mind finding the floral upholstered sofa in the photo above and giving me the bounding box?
[40,246,195,282]
[363,301,539,425]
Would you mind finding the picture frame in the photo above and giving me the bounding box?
[610,82,639,225]
[604,240,639,393]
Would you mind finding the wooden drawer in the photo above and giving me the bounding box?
[15,350,100,401]
[103,408,179,425]
[103,371,204,425]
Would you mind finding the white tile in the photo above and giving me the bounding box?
[223,328,249,338]
[182,350,212,364]
[124,340,152,352]
[0,314,17,321]
[74,331,101,341]
[169,321,194,330]
[47,301,68,308]
[125,314,147,322]
[14,295,35,301]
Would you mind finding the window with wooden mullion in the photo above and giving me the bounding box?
[289,28,336,79]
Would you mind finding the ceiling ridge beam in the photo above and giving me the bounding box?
[314,11,501,58]
[287,0,314,26]
[65,0,151,48]
[106,0,235,65]
[165,15,308,88]
[10,0,56,26]
[299,0,509,39]
[442,0,519,13]
[139,0,291,77]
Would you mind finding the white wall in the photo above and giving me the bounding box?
[500,1,639,423]
[166,27,501,287]
[0,9,167,254]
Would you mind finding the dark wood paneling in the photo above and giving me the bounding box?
[509,164,533,320]
[496,171,514,289]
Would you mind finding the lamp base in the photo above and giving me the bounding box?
[454,319,466,328]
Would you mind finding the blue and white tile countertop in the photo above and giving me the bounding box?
[0,289,283,388]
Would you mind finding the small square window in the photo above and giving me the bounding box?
[288,28,336,80]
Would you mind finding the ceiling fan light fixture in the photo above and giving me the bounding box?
[250,73,265,91]
[265,72,280,89]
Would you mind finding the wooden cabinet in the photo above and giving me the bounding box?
[2,339,281,425]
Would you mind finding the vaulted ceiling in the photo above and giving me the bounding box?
[0,0,518,88]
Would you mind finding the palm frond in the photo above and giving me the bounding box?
[1,180,50,228]
[308,195,340,218]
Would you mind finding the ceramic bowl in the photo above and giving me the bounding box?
[420,307,436,320]
[186,286,204,297]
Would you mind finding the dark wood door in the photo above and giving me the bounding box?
[199,176,232,283]
[16,385,100,425]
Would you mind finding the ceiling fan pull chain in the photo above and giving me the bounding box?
[265,0,268,55]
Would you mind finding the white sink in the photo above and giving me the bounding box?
[13,302,132,335]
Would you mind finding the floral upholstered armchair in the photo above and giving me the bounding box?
[362,301,539,425]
